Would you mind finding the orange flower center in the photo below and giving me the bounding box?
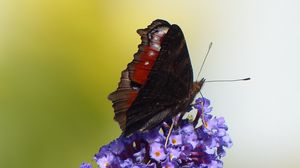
[204,121,208,128]
[171,138,177,144]
[154,151,161,157]
[104,162,109,167]
[170,153,174,160]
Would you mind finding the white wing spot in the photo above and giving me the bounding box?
[149,51,155,56]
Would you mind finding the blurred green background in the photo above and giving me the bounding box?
[1,0,300,168]
[0,1,216,167]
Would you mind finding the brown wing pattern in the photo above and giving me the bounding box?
[108,69,136,131]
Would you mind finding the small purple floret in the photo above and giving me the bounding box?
[80,163,92,168]
[169,134,182,146]
[81,97,233,168]
[149,142,167,161]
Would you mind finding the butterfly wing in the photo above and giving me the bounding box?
[109,20,194,135]
[108,20,171,131]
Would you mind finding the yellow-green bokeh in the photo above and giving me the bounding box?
[1,0,300,168]
[0,1,214,167]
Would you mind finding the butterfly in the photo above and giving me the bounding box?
[108,19,205,136]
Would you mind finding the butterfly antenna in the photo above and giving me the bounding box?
[196,42,213,81]
[206,77,251,83]
[164,120,175,148]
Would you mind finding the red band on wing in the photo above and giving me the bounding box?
[132,46,159,84]
[132,27,168,85]
[128,91,138,106]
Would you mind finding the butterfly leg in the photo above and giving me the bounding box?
[164,118,175,148]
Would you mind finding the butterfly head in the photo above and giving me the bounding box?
[191,78,206,97]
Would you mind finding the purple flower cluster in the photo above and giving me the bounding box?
[80,97,232,168]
